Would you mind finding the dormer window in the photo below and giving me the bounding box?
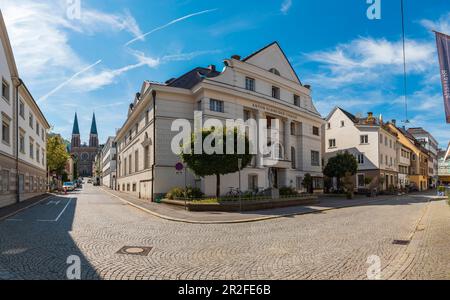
[272,86,280,99]
[269,68,281,76]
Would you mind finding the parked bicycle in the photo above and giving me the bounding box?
[226,187,243,197]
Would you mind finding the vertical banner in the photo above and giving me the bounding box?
[435,31,450,123]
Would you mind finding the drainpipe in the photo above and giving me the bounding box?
[14,78,23,203]
[151,90,156,202]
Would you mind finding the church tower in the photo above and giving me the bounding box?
[71,113,81,148]
[89,113,99,148]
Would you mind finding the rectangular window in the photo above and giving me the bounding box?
[29,140,34,159]
[271,86,280,99]
[357,154,365,164]
[42,129,45,142]
[36,147,40,163]
[312,126,320,136]
[19,133,25,154]
[290,122,296,135]
[360,135,369,144]
[329,139,336,148]
[311,151,320,166]
[129,155,132,174]
[2,118,10,144]
[2,79,10,102]
[197,101,202,111]
[357,174,365,187]
[19,174,24,192]
[341,121,345,127]
[29,113,34,129]
[245,77,255,91]
[210,99,224,113]
[135,150,139,173]
[132,183,137,192]
[327,123,331,130]
[1,170,10,192]
[294,95,300,107]
[29,176,33,192]
[36,122,40,136]
[248,175,258,191]
[380,134,383,144]
[19,100,25,118]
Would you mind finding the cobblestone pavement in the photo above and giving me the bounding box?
[0,185,449,280]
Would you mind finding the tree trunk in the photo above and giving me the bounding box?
[216,174,221,198]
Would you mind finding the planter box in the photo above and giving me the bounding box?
[161,197,319,212]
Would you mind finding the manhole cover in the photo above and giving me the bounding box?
[116,246,153,256]
[392,240,410,245]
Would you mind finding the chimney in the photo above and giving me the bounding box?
[231,55,241,60]
[304,84,311,90]
[391,119,396,126]
[208,65,216,72]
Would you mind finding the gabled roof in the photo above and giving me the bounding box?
[167,67,221,89]
[242,41,302,85]
[326,107,358,122]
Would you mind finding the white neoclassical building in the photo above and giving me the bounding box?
[0,11,50,208]
[101,136,117,189]
[115,42,325,200]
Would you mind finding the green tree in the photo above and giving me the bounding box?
[47,135,70,176]
[323,151,358,190]
[181,128,253,197]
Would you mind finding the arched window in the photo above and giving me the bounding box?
[291,147,296,169]
[269,68,281,76]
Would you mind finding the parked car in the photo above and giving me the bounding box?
[63,182,76,192]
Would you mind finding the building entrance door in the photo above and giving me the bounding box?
[269,168,279,189]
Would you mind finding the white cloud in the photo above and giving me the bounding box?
[280,0,292,15]
[420,12,450,34]
[304,37,435,88]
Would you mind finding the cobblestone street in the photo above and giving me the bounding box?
[0,185,449,280]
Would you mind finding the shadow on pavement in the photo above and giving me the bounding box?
[0,195,100,280]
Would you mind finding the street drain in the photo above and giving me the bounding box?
[392,240,410,246]
[116,246,153,256]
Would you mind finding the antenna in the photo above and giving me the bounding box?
[400,0,410,125]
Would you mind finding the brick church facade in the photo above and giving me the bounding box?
[70,113,100,177]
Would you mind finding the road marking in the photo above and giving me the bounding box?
[46,200,61,206]
[0,195,54,222]
[37,198,73,222]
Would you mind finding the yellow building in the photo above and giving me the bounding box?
[386,123,429,191]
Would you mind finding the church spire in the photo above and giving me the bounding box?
[89,113,99,148]
[71,113,81,148]
[72,113,80,135]
[90,113,98,135]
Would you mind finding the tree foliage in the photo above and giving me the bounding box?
[47,135,70,176]
[181,128,253,197]
[323,151,358,180]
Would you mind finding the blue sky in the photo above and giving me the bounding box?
[1,0,449,147]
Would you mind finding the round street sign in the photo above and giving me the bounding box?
[175,163,184,171]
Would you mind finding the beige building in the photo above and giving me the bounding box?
[116,42,325,200]
[324,108,399,192]
[0,11,50,208]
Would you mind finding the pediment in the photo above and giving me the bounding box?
[243,42,301,84]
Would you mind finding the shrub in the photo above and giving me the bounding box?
[166,187,204,200]
[279,186,299,196]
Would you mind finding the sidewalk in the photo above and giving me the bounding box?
[102,188,446,224]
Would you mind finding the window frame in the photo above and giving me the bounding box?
[245,77,255,92]
[210,99,224,113]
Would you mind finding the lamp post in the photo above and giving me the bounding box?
[238,158,242,212]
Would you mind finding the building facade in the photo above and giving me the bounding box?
[385,123,429,191]
[70,113,100,178]
[438,143,450,185]
[116,42,325,200]
[101,137,117,189]
[324,108,399,192]
[0,11,50,208]
[407,128,439,188]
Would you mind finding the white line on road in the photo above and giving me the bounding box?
[37,198,73,223]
